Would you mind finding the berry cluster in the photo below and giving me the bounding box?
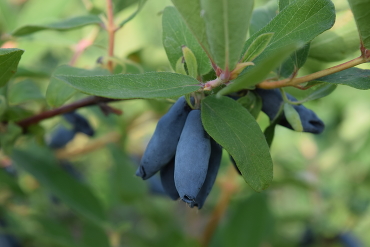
[136,89,325,208]
[136,97,222,208]
[255,88,324,134]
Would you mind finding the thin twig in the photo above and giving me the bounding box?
[16,96,120,129]
[106,0,116,72]
[257,56,366,89]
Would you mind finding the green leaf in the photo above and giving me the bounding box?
[33,215,79,247]
[218,42,301,96]
[47,65,110,107]
[0,48,24,87]
[182,46,198,78]
[277,43,311,78]
[0,122,22,154]
[108,144,146,204]
[348,0,370,49]
[309,16,360,62]
[175,57,187,75]
[117,0,146,28]
[249,0,278,36]
[264,104,284,147]
[12,15,103,36]
[80,220,110,247]
[172,0,211,57]
[113,0,138,14]
[12,145,107,226]
[284,103,303,132]
[200,0,254,71]
[236,91,262,119]
[201,96,273,191]
[242,32,274,62]
[310,68,370,90]
[0,167,24,196]
[279,0,291,11]
[15,67,50,78]
[0,106,33,122]
[242,0,335,65]
[0,95,6,117]
[8,79,44,105]
[212,193,273,247]
[292,83,337,103]
[162,6,211,75]
[54,72,201,99]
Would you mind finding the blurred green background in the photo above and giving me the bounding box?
[1,0,370,246]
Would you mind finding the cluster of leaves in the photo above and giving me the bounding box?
[1,0,370,246]
[23,0,370,192]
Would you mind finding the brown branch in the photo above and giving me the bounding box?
[16,96,120,129]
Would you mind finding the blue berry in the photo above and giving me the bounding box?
[47,126,76,149]
[137,96,192,180]
[63,111,94,136]
[160,158,179,200]
[255,88,324,134]
[191,139,222,209]
[175,110,211,204]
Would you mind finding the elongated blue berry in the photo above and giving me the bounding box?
[160,158,179,200]
[63,111,94,136]
[175,110,211,204]
[191,139,222,209]
[137,96,192,179]
[255,88,324,134]
[47,126,76,149]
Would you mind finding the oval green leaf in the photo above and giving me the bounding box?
[310,68,370,90]
[348,0,370,49]
[54,72,201,99]
[0,48,24,87]
[201,0,254,71]
[242,0,335,65]
[201,95,273,191]
[162,6,211,75]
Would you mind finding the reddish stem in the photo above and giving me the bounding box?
[16,96,120,129]
[106,0,116,72]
